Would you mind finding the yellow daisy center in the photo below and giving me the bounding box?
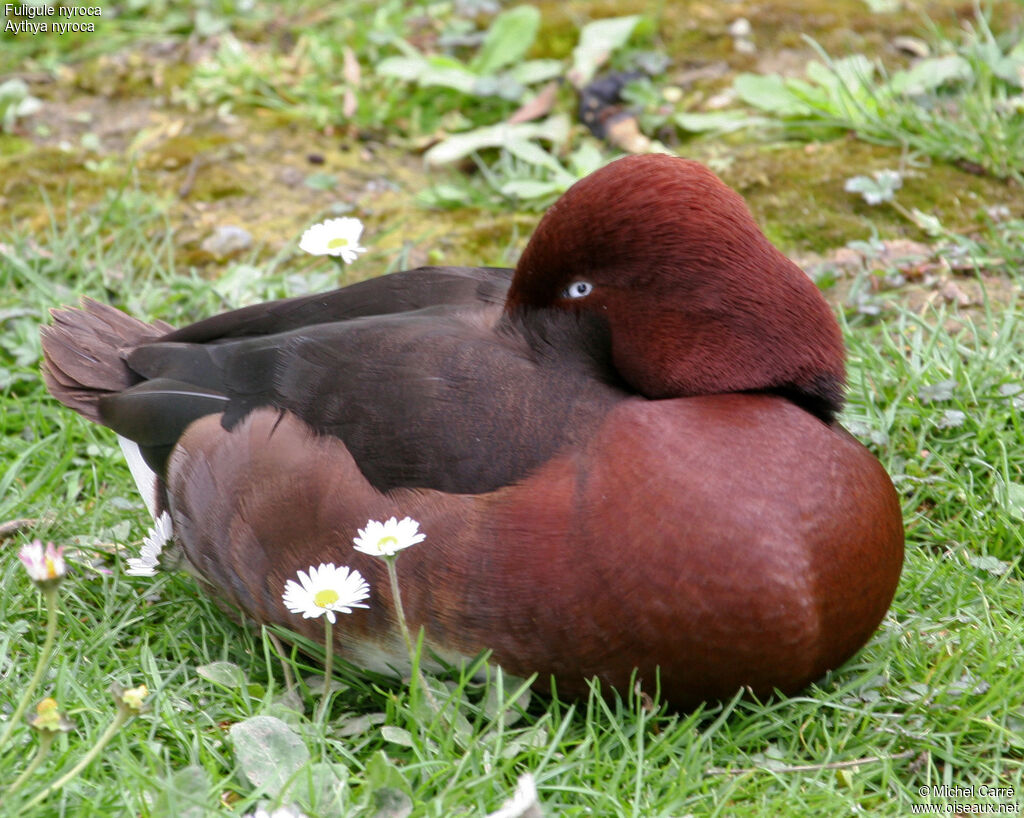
[44,555,58,578]
[377,536,398,552]
[327,237,350,249]
[314,588,340,608]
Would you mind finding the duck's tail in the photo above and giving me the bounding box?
[40,298,172,424]
[42,299,176,522]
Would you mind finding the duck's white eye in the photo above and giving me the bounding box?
[561,281,594,299]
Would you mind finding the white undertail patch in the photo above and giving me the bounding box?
[117,435,159,518]
[125,512,173,576]
[117,435,175,574]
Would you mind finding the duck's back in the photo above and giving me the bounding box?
[45,267,627,495]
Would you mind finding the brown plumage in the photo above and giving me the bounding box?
[41,155,904,709]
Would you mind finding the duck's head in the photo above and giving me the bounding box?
[504,154,846,421]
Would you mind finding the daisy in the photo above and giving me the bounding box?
[486,773,542,818]
[352,517,425,558]
[28,697,75,734]
[244,805,309,818]
[282,563,370,624]
[126,511,173,576]
[18,540,66,585]
[350,517,433,708]
[298,217,366,263]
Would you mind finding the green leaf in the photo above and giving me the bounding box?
[371,788,413,818]
[1006,481,1024,521]
[195,660,246,688]
[380,725,415,747]
[570,15,641,87]
[289,762,349,813]
[806,55,876,93]
[0,78,42,132]
[471,6,541,75]
[734,73,812,116]
[917,380,957,403]
[935,408,967,429]
[967,553,1010,576]
[417,183,470,207]
[908,208,943,237]
[567,141,607,175]
[230,715,310,795]
[304,172,338,191]
[424,114,569,165]
[888,55,972,96]
[843,170,902,205]
[151,765,211,818]
[376,56,428,82]
[503,138,564,173]
[377,56,479,94]
[363,749,410,793]
[507,59,563,86]
[499,179,563,200]
[482,675,532,727]
[674,110,765,133]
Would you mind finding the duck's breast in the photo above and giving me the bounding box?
[451,394,904,704]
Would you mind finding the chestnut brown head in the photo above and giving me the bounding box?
[505,154,846,420]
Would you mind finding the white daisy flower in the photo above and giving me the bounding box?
[486,773,542,818]
[18,540,66,585]
[126,512,173,577]
[298,217,366,263]
[244,805,309,818]
[282,563,370,624]
[352,517,425,558]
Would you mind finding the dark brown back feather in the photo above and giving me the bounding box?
[41,270,627,494]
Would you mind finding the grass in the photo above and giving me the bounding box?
[2,1,1024,815]
[728,18,1024,184]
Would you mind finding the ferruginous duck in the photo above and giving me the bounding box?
[41,154,904,709]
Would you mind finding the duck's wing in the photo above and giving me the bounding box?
[162,266,512,343]
[85,301,623,495]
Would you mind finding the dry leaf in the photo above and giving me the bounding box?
[343,47,361,87]
[938,279,972,306]
[606,116,651,153]
[507,80,559,125]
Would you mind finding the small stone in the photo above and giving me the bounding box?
[201,225,253,257]
[662,86,684,104]
[892,35,929,58]
[728,17,752,38]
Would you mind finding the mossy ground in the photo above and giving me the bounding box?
[4,0,1021,276]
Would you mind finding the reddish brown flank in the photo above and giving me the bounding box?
[41,154,904,709]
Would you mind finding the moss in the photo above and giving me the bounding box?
[533,0,1023,81]
[0,145,125,231]
[6,0,1023,277]
[139,132,232,171]
[667,138,1021,254]
[0,134,32,158]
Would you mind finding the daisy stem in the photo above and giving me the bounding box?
[3,730,54,800]
[265,628,296,693]
[385,558,438,713]
[0,585,60,753]
[315,618,334,725]
[21,708,132,811]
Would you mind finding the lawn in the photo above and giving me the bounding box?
[1,1,1023,816]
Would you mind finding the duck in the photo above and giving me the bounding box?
[41,154,904,709]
